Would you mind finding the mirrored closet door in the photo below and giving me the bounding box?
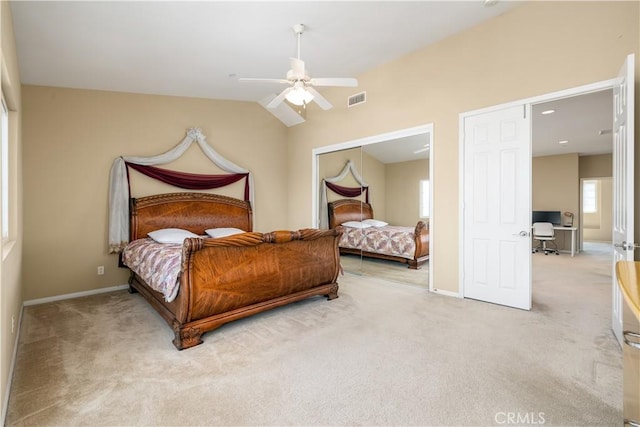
[316,128,432,288]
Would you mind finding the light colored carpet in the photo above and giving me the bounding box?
[6,243,621,426]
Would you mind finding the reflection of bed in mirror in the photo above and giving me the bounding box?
[328,198,429,269]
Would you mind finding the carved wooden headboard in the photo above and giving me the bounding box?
[130,192,253,240]
[327,199,374,229]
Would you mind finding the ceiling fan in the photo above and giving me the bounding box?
[239,24,358,110]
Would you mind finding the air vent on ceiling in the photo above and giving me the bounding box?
[348,91,366,108]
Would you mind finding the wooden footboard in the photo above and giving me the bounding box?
[408,220,429,269]
[129,228,342,350]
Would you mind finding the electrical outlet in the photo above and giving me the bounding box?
[11,316,15,334]
[97,266,104,275]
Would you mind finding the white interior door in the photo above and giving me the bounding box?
[612,53,635,345]
[462,105,532,310]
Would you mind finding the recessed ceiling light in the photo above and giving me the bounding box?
[558,140,569,145]
[541,109,555,115]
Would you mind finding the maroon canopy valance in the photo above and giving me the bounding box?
[126,162,250,201]
[325,181,369,204]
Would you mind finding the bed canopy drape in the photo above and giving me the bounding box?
[319,160,368,229]
[108,127,254,252]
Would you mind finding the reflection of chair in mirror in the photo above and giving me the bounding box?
[532,222,559,255]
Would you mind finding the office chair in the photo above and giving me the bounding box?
[532,222,559,255]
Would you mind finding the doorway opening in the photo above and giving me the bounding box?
[532,89,614,257]
[460,52,633,348]
[460,77,617,310]
[529,90,614,321]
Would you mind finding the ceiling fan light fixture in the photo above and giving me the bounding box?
[239,24,357,112]
[285,86,314,106]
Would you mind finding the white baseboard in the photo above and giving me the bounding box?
[430,288,462,298]
[2,303,23,426]
[23,284,129,307]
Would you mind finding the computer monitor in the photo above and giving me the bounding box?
[532,210,561,226]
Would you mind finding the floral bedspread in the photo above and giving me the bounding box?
[339,225,415,259]
[122,238,184,302]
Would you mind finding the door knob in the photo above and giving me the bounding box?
[614,241,640,251]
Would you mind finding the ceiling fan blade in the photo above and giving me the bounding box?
[289,57,306,79]
[306,87,333,110]
[238,78,289,84]
[258,94,305,127]
[309,77,358,87]
[266,86,294,109]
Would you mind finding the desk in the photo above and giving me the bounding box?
[553,226,578,256]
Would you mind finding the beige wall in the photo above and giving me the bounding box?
[579,153,612,178]
[286,1,639,293]
[532,154,580,251]
[385,159,429,226]
[1,0,23,420]
[361,152,386,220]
[22,86,289,301]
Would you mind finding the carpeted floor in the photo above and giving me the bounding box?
[5,242,622,426]
[339,253,428,288]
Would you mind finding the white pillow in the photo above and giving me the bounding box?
[205,227,245,238]
[341,221,372,229]
[362,219,388,227]
[147,228,199,244]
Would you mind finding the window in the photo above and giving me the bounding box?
[1,95,8,241]
[583,180,598,214]
[419,179,429,218]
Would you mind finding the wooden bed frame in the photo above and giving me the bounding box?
[328,198,429,269]
[125,192,342,350]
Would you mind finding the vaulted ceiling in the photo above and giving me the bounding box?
[10,1,613,158]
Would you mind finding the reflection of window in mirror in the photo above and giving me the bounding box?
[420,179,429,218]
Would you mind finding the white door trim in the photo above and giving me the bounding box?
[311,123,435,292]
[459,78,616,299]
